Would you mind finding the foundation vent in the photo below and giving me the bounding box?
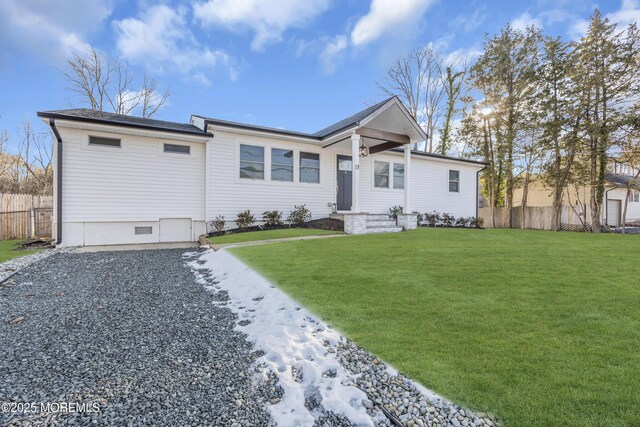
[134,226,153,235]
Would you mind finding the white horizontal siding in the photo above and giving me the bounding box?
[207,132,335,222]
[207,132,481,222]
[60,127,205,222]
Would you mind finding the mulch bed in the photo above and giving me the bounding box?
[208,217,344,237]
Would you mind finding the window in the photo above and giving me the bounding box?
[393,163,404,189]
[164,143,190,154]
[374,161,389,188]
[89,136,121,148]
[271,148,293,182]
[338,158,352,171]
[630,190,640,203]
[449,170,460,192]
[239,144,264,180]
[300,152,320,183]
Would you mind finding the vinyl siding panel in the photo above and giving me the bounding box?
[60,127,205,223]
[207,132,336,222]
[207,132,481,223]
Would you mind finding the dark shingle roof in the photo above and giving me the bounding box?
[195,97,395,140]
[190,116,319,139]
[312,97,394,138]
[37,109,211,137]
[606,172,640,187]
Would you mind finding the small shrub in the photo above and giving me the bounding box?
[262,210,283,226]
[236,210,255,229]
[209,215,225,233]
[412,211,424,224]
[441,212,455,226]
[424,211,440,226]
[455,217,468,227]
[470,216,484,228]
[288,204,312,225]
[389,205,403,220]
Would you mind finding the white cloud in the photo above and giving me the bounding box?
[351,0,436,46]
[607,0,640,27]
[193,0,331,51]
[319,35,347,74]
[0,0,112,63]
[511,12,543,31]
[114,5,236,85]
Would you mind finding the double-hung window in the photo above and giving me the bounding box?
[300,152,320,183]
[374,161,390,188]
[393,163,404,189]
[630,190,640,203]
[239,144,264,180]
[271,148,293,182]
[449,170,460,192]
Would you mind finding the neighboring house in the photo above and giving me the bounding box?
[513,170,640,227]
[38,97,485,247]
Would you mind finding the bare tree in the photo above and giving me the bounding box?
[18,122,53,195]
[140,75,171,118]
[63,48,169,118]
[377,45,445,152]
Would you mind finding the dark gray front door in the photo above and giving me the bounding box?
[337,155,352,211]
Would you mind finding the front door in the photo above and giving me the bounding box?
[336,155,353,211]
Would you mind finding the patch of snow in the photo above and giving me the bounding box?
[188,248,374,426]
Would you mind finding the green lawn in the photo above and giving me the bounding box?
[208,228,341,245]
[0,240,40,262]
[232,228,640,426]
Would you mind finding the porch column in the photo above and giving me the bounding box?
[351,133,361,212]
[404,143,411,212]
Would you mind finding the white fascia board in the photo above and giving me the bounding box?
[53,119,211,143]
[205,124,324,146]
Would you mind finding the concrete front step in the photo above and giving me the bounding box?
[366,214,393,221]
[366,220,397,227]
[366,225,404,233]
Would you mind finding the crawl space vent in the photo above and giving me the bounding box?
[134,226,153,235]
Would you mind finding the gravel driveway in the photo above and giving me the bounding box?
[0,249,272,426]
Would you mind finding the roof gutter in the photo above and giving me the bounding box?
[48,118,63,245]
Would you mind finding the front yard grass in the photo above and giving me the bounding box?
[232,228,640,426]
[208,228,340,245]
[0,240,40,262]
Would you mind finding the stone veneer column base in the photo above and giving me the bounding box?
[396,213,418,230]
[343,213,368,235]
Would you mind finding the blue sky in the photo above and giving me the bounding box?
[0,0,637,149]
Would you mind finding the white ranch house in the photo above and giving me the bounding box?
[38,97,485,247]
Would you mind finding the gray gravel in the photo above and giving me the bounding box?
[0,249,274,426]
[0,246,75,283]
[334,339,499,427]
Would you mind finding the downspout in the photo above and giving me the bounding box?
[49,118,63,245]
[476,165,487,226]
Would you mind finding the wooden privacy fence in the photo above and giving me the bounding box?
[0,194,53,240]
[479,206,591,231]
